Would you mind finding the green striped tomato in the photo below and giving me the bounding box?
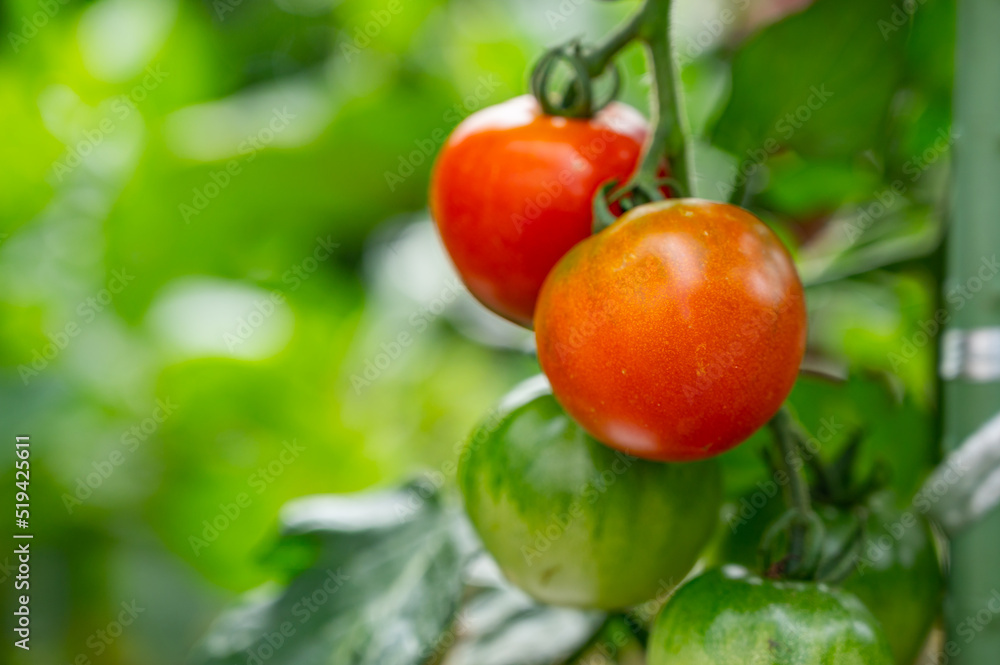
[649,566,894,665]
[458,375,721,609]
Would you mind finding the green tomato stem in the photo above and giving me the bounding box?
[547,0,691,230]
[770,409,813,520]
[580,6,648,77]
[767,407,819,579]
[634,0,690,197]
[590,0,691,215]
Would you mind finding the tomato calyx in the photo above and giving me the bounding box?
[808,429,892,508]
[759,409,893,585]
[760,507,827,581]
[591,175,684,233]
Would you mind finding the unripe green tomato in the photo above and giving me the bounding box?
[458,376,721,610]
[717,492,942,664]
[649,566,894,665]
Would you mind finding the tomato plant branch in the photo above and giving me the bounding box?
[764,408,823,580]
[633,0,689,197]
[531,2,648,118]
[579,6,648,77]
[770,409,812,521]
[590,0,691,232]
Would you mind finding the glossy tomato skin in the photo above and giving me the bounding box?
[649,566,894,665]
[716,492,943,665]
[458,375,721,610]
[534,199,807,462]
[430,95,648,327]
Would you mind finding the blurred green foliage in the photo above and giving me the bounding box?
[0,0,953,663]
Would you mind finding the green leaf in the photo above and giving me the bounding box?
[712,0,904,161]
[757,152,883,217]
[190,479,465,665]
[798,203,943,286]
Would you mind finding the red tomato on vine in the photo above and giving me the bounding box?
[430,95,649,327]
[534,199,807,462]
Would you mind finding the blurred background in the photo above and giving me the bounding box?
[0,0,951,663]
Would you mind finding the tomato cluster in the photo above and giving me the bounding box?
[431,95,930,664]
[434,98,806,462]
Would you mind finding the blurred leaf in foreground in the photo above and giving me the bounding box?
[190,478,464,665]
[444,553,605,665]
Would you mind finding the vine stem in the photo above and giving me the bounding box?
[587,0,691,232]
[767,407,817,578]
[579,6,648,76]
[633,0,690,197]
[770,409,812,518]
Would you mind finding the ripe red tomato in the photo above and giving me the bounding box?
[430,95,648,327]
[534,199,807,462]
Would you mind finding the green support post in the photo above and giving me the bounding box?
[943,0,1000,662]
